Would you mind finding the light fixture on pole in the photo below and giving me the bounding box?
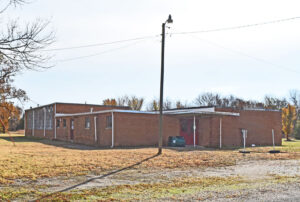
[158,14,173,155]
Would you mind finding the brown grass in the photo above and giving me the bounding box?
[39,176,245,201]
[0,134,299,184]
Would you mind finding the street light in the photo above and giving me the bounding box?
[158,14,173,155]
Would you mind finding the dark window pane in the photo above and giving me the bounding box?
[85,117,90,129]
[106,116,112,128]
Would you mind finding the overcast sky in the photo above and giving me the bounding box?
[8,0,300,109]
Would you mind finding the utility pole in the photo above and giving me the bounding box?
[158,15,173,155]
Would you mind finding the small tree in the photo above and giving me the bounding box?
[147,99,159,111]
[127,96,144,111]
[102,98,117,106]
[147,99,175,111]
[0,102,20,133]
[282,104,297,141]
[102,95,144,110]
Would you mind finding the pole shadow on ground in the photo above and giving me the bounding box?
[34,153,160,201]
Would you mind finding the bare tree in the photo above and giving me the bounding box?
[175,100,190,109]
[289,89,300,119]
[289,90,299,107]
[0,1,54,70]
[194,92,222,106]
[264,96,288,110]
[147,99,174,111]
[0,0,54,106]
[117,95,129,106]
[163,98,173,110]
[194,93,265,109]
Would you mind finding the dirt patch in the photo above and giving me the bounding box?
[200,159,300,179]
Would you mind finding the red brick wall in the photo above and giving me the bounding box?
[25,104,282,148]
[198,117,211,147]
[25,129,54,139]
[53,112,179,147]
[213,108,282,147]
[55,103,128,114]
[25,103,129,140]
[72,115,97,145]
[114,113,179,147]
[96,114,114,147]
[54,113,114,146]
[56,117,69,141]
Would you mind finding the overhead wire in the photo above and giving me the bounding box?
[183,34,300,74]
[170,16,300,35]
[44,16,300,70]
[27,98,40,106]
[51,37,154,63]
[43,35,159,52]
[42,16,300,53]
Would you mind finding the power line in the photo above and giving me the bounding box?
[52,38,150,63]
[28,98,39,106]
[43,35,159,52]
[42,16,300,53]
[171,16,300,35]
[187,34,300,74]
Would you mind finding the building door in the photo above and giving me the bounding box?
[70,119,74,141]
[180,119,195,145]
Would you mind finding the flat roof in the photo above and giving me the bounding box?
[55,107,239,118]
[25,102,130,111]
[215,106,280,112]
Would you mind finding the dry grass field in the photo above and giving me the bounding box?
[0,133,299,201]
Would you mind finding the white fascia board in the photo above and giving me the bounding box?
[164,107,215,114]
[55,108,239,118]
[55,109,158,117]
[165,111,239,116]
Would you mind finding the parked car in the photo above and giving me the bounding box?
[168,136,186,147]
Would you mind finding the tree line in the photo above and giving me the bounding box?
[102,91,300,112]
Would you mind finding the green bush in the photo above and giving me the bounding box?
[293,121,300,140]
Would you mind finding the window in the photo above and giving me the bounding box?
[45,106,53,130]
[106,116,112,128]
[56,119,60,128]
[63,119,66,128]
[85,117,90,129]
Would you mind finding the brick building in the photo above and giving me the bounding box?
[25,102,282,148]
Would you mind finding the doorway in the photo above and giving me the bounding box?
[180,118,197,145]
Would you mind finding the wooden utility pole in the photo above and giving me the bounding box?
[158,15,173,155]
